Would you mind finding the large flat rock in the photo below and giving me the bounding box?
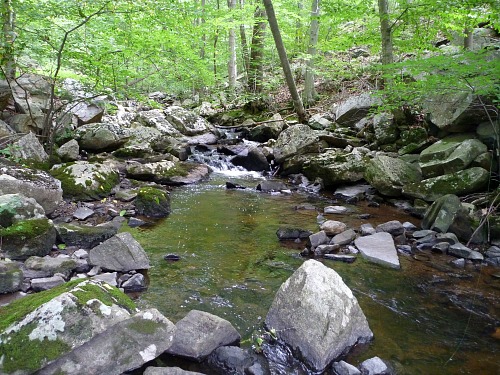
[354,232,400,269]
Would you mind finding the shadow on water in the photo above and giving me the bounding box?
[123,173,500,375]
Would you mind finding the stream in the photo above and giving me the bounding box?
[123,167,500,375]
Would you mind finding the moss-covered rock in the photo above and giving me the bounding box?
[50,161,119,201]
[364,155,422,197]
[55,221,119,249]
[0,279,136,374]
[402,167,490,202]
[0,193,46,227]
[126,160,209,185]
[134,186,171,218]
[0,218,56,260]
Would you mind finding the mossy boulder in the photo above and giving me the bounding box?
[0,261,23,294]
[0,279,136,374]
[364,155,421,197]
[134,186,171,218]
[0,193,46,227]
[284,149,368,188]
[273,124,328,164]
[402,167,490,202]
[126,160,210,185]
[50,161,119,201]
[24,256,78,279]
[164,105,213,136]
[373,112,398,145]
[55,221,120,249]
[0,218,56,260]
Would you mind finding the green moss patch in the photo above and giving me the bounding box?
[127,319,163,335]
[0,218,52,240]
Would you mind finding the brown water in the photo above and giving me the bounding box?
[123,173,500,375]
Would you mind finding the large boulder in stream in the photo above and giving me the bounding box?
[354,232,400,269]
[89,232,150,272]
[265,259,373,373]
[283,148,368,188]
[333,93,381,127]
[75,122,129,152]
[164,105,213,136]
[126,160,210,185]
[273,124,328,163]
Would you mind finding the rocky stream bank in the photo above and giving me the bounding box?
[0,74,499,374]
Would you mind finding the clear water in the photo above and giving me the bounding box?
[123,173,500,375]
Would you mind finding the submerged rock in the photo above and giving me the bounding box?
[354,232,400,269]
[265,259,373,373]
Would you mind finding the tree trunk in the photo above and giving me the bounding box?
[248,6,266,93]
[262,0,307,123]
[239,0,250,77]
[378,0,393,64]
[2,0,16,80]
[200,0,206,59]
[464,28,474,50]
[227,0,237,91]
[303,0,320,106]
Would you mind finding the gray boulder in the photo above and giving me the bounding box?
[402,167,489,202]
[0,80,11,110]
[373,113,398,145]
[256,180,288,192]
[207,346,266,375]
[126,160,210,185]
[448,243,484,260]
[333,93,381,127]
[136,109,183,137]
[273,124,328,163]
[485,246,500,267]
[56,139,80,161]
[0,164,62,214]
[321,220,347,236]
[0,119,15,139]
[164,105,213,136]
[75,122,129,152]
[37,308,175,375]
[167,309,241,362]
[420,138,487,178]
[10,132,49,162]
[0,279,134,374]
[276,227,313,240]
[285,149,367,188]
[423,91,495,132]
[70,102,104,126]
[331,229,357,246]
[231,146,270,172]
[30,274,66,291]
[354,232,400,269]
[265,259,373,373]
[24,255,77,279]
[364,155,421,197]
[0,260,23,294]
[134,186,171,218]
[375,220,405,237]
[89,232,150,272]
[0,193,46,227]
[7,113,44,133]
[50,161,119,201]
[332,360,361,375]
[359,356,392,375]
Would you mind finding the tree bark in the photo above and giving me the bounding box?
[378,0,393,64]
[227,0,237,91]
[248,6,266,93]
[262,0,307,123]
[464,28,474,50]
[2,0,16,80]
[200,0,206,59]
[239,0,250,77]
[303,0,320,106]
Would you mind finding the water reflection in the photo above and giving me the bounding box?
[123,174,500,374]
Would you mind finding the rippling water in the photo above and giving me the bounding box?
[123,172,500,375]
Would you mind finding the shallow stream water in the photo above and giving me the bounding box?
[123,172,500,375]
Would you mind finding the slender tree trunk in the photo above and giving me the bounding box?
[378,0,393,64]
[227,0,237,91]
[213,0,220,80]
[248,6,266,93]
[262,0,307,123]
[303,0,320,106]
[239,0,250,78]
[200,0,206,59]
[295,1,303,49]
[2,0,16,80]
[464,28,474,50]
